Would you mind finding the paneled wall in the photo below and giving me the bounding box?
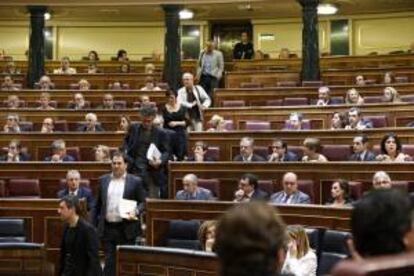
[0,26,29,59]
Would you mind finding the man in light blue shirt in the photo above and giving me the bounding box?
[176,173,214,201]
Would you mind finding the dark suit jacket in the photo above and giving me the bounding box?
[0,153,30,161]
[57,186,95,211]
[44,154,75,162]
[76,125,105,132]
[59,218,102,276]
[349,151,376,161]
[251,189,269,201]
[283,151,299,161]
[233,154,265,162]
[122,123,170,171]
[91,173,146,240]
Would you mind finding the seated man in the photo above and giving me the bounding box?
[67,93,87,110]
[140,76,161,91]
[3,114,21,133]
[355,75,366,86]
[6,94,20,109]
[45,139,75,162]
[0,139,30,162]
[284,112,304,130]
[349,134,376,161]
[268,138,299,162]
[57,170,94,211]
[37,92,55,110]
[315,86,336,106]
[3,61,20,74]
[41,117,54,133]
[38,75,54,90]
[77,113,105,132]
[233,137,265,162]
[269,172,311,204]
[97,93,115,109]
[233,173,269,202]
[175,173,214,201]
[54,56,77,74]
[372,171,392,190]
[350,189,414,258]
[187,141,215,162]
[1,75,19,91]
[345,107,373,130]
[78,79,90,91]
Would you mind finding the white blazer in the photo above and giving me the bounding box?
[177,85,211,121]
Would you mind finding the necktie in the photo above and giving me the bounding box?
[357,153,362,161]
[282,194,291,203]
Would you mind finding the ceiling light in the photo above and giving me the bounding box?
[44,12,51,20]
[179,9,194,20]
[317,4,338,15]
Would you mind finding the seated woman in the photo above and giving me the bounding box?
[94,145,111,162]
[117,49,129,62]
[207,114,227,132]
[119,63,131,73]
[382,87,401,103]
[78,79,90,91]
[145,63,155,74]
[87,50,99,61]
[383,71,395,84]
[0,140,30,162]
[37,92,55,110]
[302,138,328,162]
[3,114,20,133]
[116,115,131,133]
[282,225,317,276]
[355,75,366,86]
[279,48,290,59]
[376,133,412,162]
[326,179,353,207]
[285,112,304,130]
[187,141,215,162]
[38,75,54,90]
[6,95,20,109]
[345,88,364,105]
[330,112,347,130]
[198,220,217,252]
[140,76,161,91]
[268,138,299,162]
[87,62,99,74]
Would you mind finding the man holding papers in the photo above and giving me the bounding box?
[122,106,171,198]
[91,151,146,276]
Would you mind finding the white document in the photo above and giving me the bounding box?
[146,143,161,160]
[119,199,137,219]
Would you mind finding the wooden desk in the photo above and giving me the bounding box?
[167,162,414,203]
[0,162,109,198]
[0,90,166,109]
[214,83,414,107]
[203,103,414,129]
[145,199,352,246]
[188,128,414,161]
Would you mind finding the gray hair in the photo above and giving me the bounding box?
[240,137,254,146]
[66,170,81,180]
[85,113,97,122]
[373,171,391,183]
[183,173,198,185]
[51,139,66,151]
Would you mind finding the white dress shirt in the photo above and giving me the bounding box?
[105,173,126,222]
[282,250,317,276]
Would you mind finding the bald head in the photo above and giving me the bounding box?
[372,171,392,190]
[282,172,298,195]
[182,72,194,88]
[183,173,198,194]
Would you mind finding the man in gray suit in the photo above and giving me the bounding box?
[196,40,224,101]
[176,173,214,201]
[270,172,311,204]
[91,151,146,276]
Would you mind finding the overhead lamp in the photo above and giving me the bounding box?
[44,12,51,20]
[179,9,194,20]
[317,4,338,15]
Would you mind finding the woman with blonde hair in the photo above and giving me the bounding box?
[198,220,217,252]
[94,145,111,162]
[282,225,317,276]
[382,87,401,103]
[207,114,227,132]
[345,88,364,105]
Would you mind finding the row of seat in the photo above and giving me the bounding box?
[3,99,157,109]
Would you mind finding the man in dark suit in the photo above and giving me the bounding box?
[0,139,30,162]
[233,31,254,60]
[270,172,311,204]
[58,195,102,276]
[233,137,266,162]
[57,170,95,211]
[268,138,299,162]
[175,173,214,201]
[345,107,373,130]
[234,173,269,202]
[122,106,170,198]
[349,134,376,161]
[44,139,75,162]
[77,113,105,132]
[91,151,146,276]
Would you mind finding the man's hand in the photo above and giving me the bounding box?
[51,154,61,162]
[192,101,198,107]
[149,158,161,169]
[234,189,245,201]
[126,211,138,221]
[168,121,177,128]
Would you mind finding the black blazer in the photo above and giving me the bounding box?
[233,154,265,162]
[251,189,269,201]
[57,186,95,211]
[0,153,30,161]
[59,218,102,276]
[349,151,376,161]
[91,173,146,240]
[122,123,170,169]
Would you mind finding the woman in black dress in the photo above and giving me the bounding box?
[162,90,188,160]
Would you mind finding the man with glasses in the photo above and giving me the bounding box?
[98,93,116,110]
[268,138,299,162]
[57,170,95,211]
[233,137,265,162]
[269,172,311,204]
[3,114,20,133]
[41,117,54,133]
[0,139,30,162]
[77,113,105,132]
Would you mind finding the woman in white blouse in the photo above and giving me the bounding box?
[282,225,317,276]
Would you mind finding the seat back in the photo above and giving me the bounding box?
[245,120,271,131]
[257,180,274,195]
[0,219,26,243]
[401,95,414,103]
[66,147,81,161]
[364,96,383,104]
[277,81,297,87]
[302,81,323,87]
[284,119,311,130]
[349,181,363,201]
[7,179,40,198]
[298,180,314,203]
[59,179,90,189]
[321,230,351,255]
[319,252,348,275]
[165,220,201,250]
[114,100,127,109]
[283,97,308,106]
[265,99,283,106]
[365,115,387,128]
[0,180,5,197]
[197,179,220,198]
[240,82,263,88]
[19,121,33,132]
[322,145,352,161]
[54,120,69,132]
[205,146,220,161]
[222,100,246,107]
